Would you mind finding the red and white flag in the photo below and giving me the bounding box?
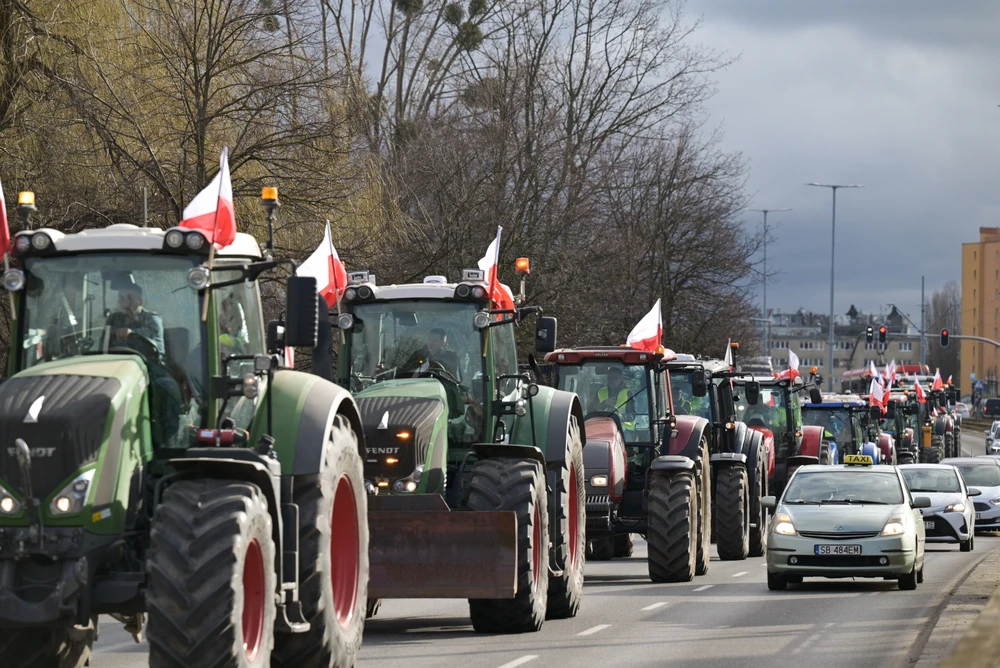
[869,360,878,380]
[296,221,348,308]
[626,298,663,352]
[477,227,516,311]
[0,176,9,257]
[180,147,236,247]
[775,350,800,380]
[914,378,927,404]
[932,368,943,391]
[723,339,733,370]
[947,374,953,385]
[869,378,885,413]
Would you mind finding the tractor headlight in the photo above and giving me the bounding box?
[392,465,423,493]
[881,514,906,536]
[590,475,609,487]
[343,287,357,301]
[164,229,185,248]
[185,232,207,250]
[187,266,211,291]
[472,286,487,300]
[0,482,22,516]
[336,313,354,330]
[2,269,25,292]
[49,469,96,516]
[13,235,31,254]
[473,311,491,329]
[772,513,796,536]
[31,232,52,250]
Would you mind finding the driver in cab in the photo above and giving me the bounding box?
[427,327,461,381]
[106,284,165,364]
[594,366,634,427]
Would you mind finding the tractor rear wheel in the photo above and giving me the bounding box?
[547,416,586,619]
[0,618,96,668]
[819,443,832,465]
[147,480,275,668]
[647,469,697,583]
[272,415,368,668]
[613,533,635,558]
[748,448,768,558]
[468,458,549,633]
[715,465,749,561]
[922,437,943,464]
[695,443,711,576]
[587,537,615,561]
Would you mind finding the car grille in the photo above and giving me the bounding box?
[797,530,880,540]
[974,502,991,512]
[790,555,885,567]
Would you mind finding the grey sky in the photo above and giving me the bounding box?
[686,0,1000,325]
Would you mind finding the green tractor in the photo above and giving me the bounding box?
[0,190,369,667]
[325,263,587,632]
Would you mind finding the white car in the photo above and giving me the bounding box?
[941,458,1000,532]
[985,422,1000,454]
[900,464,977,551]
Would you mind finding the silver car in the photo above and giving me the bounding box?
[941,457,1000,531]
[763,458,929,591]
[985,421,1000,454]
[899,464,977,551]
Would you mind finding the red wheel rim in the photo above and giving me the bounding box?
[532,504,541,590]
[569,463,580,567]
[331,475,360,629]
[242,538,265,661]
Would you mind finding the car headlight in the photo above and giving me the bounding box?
[992,496,1000,506]
[945,502,966,513]
[773,513,796,536]
[49,469,96,516]
[881,514,906,536]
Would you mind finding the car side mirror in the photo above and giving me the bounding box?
[536,316,557,354]
[761,496,777,510]
[284,276,319,348]
[986,430,992,435]
[809,388,823,405]
[911,496,931,509]
[870,406,882,421]
[968,487,983,497]
[745,381,761,406]
[692,370,708,398]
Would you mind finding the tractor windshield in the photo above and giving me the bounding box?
[19,253,205,447]
[670,371,713,420]
[803,408,853,444]
[736,385,789,440]
[556,361,652,443]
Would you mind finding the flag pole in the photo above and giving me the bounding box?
[201,147,228,322]
[326,220,345,345]
[4,253,14,319]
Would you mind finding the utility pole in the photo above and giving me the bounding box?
[750,208,791,354]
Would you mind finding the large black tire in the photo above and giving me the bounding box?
[587,537,615,561]
[898,566,918,590]
[613,533,635,558]
[922,436,942,464]
[547,416,586,619]
[695,441,711,576]
[147,480,276,668]
[467,458,549,633]
[748,444,768,558]
[819,442,832,465]
[767,571,786,591]
[944,432,954,459]
[272,415,369,668]
[715,465,749,561]
[648,469,697,583]
[0,619,96,668]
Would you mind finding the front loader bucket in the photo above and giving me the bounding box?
[367,494,517,599]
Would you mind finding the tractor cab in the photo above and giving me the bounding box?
[801,395,886,463]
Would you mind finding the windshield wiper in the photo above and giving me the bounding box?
[820,499,890,505]
[906,488,939,493]
[782,500,811,504]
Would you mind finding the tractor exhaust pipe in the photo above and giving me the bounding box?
[14,438,43,543]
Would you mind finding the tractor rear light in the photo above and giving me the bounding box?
[590,475,609,487]
[49,469,95,516]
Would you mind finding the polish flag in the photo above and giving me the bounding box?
[914,378,927,404]
[947,374,953,385]
[932,368,943,391]
[723,339,733,370]
[0,176,9,257]
[180,147,236,247]
[626,298,663,352]
[869,360,878,380]
[296,221,348,307]
[478,227,516,311]
[869,378,885,413]
[774,349,800,380]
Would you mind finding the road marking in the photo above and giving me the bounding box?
[577,624,611,636]
[497,656,538,668]
[641,601,670,611]
[824,622,835,628]
[693,585,714,591]
[732,571,749,577]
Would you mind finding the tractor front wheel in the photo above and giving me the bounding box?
[547,416,586,619]
[613,533,635,558]
[468,458,549,633]
[922,437,943,464]
[695,442,711,576]
[647,469,697,583]
[147,480,276,668]
[0,618,96,668]
[272,415,369,668]
[748,448,768,558]
[715,465,749,561]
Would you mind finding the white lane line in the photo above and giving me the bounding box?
[693,584,714,591]
[824,622,835,628]
[732,571,749,577]
[497,656,538,668]
[641,601,670,611]
[577,624,611,636]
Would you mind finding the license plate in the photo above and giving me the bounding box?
[924,520,934,530]
[814,544,861,556]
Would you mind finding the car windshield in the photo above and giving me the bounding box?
[671,370,712,420]
[782,470,904,505]
[950,464,1000,488]
[802,408,852,442]
[21,253,205,448]
[557,361,651,443]
[901,468,962,493]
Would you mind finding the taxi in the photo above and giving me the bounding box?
[763,454,929,590]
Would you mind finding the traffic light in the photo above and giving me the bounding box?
[941,329,949,347]
[878,325,887,344]
[865,326,874,343]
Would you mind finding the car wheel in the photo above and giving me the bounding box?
[899,567,918,590]
[786,575,803,585]
[767,571,786,591]
[961,535,974,552]
[917,566,924,584]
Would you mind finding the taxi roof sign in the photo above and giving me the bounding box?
[843,454,874,466]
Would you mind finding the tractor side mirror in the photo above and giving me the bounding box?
[284,276,319,348]
[536,316,557,353]
[870,406,882,421]
[886,401,896,419]
[744,381,761,406]
[266,320,285,353]
[809,388,823,405]
[692,370,708,397]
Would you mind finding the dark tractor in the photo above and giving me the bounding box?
[546,346,712,583]
[665,354,769,560]
[0,190,370,667]
[802,395,892,464]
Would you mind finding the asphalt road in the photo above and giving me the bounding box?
[92,427,994,668]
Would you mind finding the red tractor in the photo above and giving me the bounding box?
[544,347,712,582]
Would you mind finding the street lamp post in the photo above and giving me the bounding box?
[806,183,864,390]
[751,208,791,354]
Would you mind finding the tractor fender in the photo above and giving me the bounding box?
[878,433,895,464]
[902,428,913,449]
[798,425,824,459]
[651,455,695,472]
[669,415,710,459]
[860,443,880,461]
[710,452,747,466]
[473,443,545,466]
[514,385,586,468]
[250,369,366,476]
[582,417,627,500]
[934,416,950,436]
[748,426,776,480]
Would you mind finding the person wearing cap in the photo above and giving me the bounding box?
[106,284,165,362]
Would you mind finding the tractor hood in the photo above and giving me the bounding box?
[0,357,145,509]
